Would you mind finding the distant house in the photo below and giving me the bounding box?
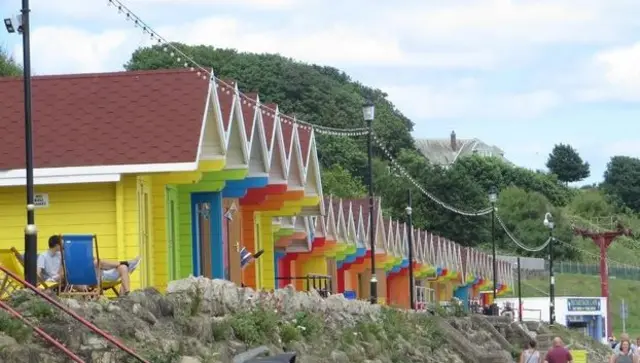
[415,131,507,166]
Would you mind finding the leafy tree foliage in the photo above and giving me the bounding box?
[546,143,590,183]
[495,187,578,260]
[321,165,366,199]
[602,156,640,212]
[0,47,21,77]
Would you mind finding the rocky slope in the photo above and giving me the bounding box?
[0,277,611,363]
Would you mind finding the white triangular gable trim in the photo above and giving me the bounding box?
[345,202,358,245]
[223,85,249,169]
[285,124,305,190]
[336,199,349,242]
[304,131,322,198]
[373,199,386,253]
[384,220,393,253]
[267,107,288,184]
[201,72,227,159]
[325,198,338,241]
[356,205,366,248]
[244,96,269,175]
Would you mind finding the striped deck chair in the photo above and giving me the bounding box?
[0,248,54,299]
[240,247,264,269]
[58,234,102,299]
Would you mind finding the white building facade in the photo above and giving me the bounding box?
[496,296,607,343]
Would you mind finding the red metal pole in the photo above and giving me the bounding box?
[0,265,148,363]
[0,300,85,362]
[598,236,612,338]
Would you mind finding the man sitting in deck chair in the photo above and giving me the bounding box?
[38,235,140,295]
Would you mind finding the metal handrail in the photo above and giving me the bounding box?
[0,264,148,362]
[0,299,85,362]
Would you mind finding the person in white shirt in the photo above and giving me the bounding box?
[37,235,140,295]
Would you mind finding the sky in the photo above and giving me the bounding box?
[1,0,640,185]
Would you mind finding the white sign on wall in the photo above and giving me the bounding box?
[34,193,49,208]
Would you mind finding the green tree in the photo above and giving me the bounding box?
[0,47,21,77]
[321,165,366,198]
[495,187,579,260]
[546,143,590,183]
[452,155,574,207]
[602,156,640,212]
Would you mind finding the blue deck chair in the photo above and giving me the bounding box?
[58,234,102,299]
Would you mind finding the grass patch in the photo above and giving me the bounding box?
[0,311,31,343]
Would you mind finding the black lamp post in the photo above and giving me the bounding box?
[363,99,377,304]
[406,190,415,310]
[544,212,555,324]
[4,0,38,285]
[489,186,498,302]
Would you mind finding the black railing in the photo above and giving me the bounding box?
[275,274,332,298]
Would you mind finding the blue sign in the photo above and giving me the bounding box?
[567,298,601,312]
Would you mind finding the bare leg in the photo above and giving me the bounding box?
[116,265,130,294]
[96,259,120,270]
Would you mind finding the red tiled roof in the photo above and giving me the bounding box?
[0,69,208,170]
[261,103,277,152]
[218,79,236,132]
[297,125,312,167]
[241,93,258,142]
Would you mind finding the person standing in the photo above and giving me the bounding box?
[544,337,573,363]
[520,340,541,363]
[610,339,637,363]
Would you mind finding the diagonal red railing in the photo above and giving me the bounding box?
[0,265,149,362]
[0,299,85,362]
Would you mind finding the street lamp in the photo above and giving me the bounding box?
[489,186,498,305]
[406,190,415,310]
[544,212,555,325]
[363,99,377,304]
[5,2,37,285]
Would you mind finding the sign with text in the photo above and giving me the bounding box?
[571,350,587,363]
[567,298,601,312]
[34,193,49,208]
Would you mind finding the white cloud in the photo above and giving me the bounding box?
[15,0,640,76]
[381,83,561,120]
[570,42,640,102]
[386,0,635,49]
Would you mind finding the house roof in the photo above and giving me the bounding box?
[415,138,506,166]
[0,69,208,170]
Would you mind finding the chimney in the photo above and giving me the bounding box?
[450,131,457,151]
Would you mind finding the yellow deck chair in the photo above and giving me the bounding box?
[0,248,55,299]
[0,248,25,299]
